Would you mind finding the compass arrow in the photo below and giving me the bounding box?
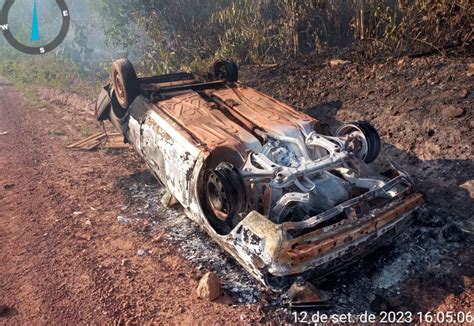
[31,0,40,41]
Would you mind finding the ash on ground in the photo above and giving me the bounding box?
[116,171,269,305]
[115,169,471,316]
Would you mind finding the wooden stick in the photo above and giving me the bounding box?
[67,132,105,148]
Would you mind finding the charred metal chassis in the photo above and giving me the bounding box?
[99,62,424,291]
[136,104,423,290]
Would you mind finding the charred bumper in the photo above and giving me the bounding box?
[224,170,423,288]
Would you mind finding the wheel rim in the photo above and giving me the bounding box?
[348,129,369,161]
[214,62,226,80]
[205,170,230,221]
[113,70,125,103]
[337,124,369,160]
[336,122,381,163]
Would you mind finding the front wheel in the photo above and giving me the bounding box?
[111,59,139,109]
[336,121,381,163]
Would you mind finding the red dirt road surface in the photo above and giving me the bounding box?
[0,79,263,324]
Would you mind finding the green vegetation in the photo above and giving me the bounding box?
[97,0,473,74]
[0,50,101,96]
[0,0,471,91]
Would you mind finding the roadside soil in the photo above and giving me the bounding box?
[0,54,473,324]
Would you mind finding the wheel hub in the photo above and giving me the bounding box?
[203,163,247,222]
[113,71,125,99]
[205,170,230,221]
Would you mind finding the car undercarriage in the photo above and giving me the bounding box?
[96,59,423,290]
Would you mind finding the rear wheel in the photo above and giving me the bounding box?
[111,59,139,109]
[213,59,239,82]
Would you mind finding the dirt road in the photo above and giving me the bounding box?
[0,79,263,324]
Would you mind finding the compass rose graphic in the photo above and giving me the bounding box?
[0,0,70,55]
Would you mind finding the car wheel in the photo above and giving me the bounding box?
[203,163,246,234]
[336,121,381,163]
[111,59,139,109]
[213,59,239,82]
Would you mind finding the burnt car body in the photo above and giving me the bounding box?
[96,59,423,290]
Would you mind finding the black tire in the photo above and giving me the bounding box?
[108,91,130,136]
[111,59,139,109]
[213,59,239,82]
[336,121,381,163]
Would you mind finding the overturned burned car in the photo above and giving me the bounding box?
[96,59,423,290]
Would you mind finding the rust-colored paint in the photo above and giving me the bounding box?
[153,91,260,156]
[211,86,319,134]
